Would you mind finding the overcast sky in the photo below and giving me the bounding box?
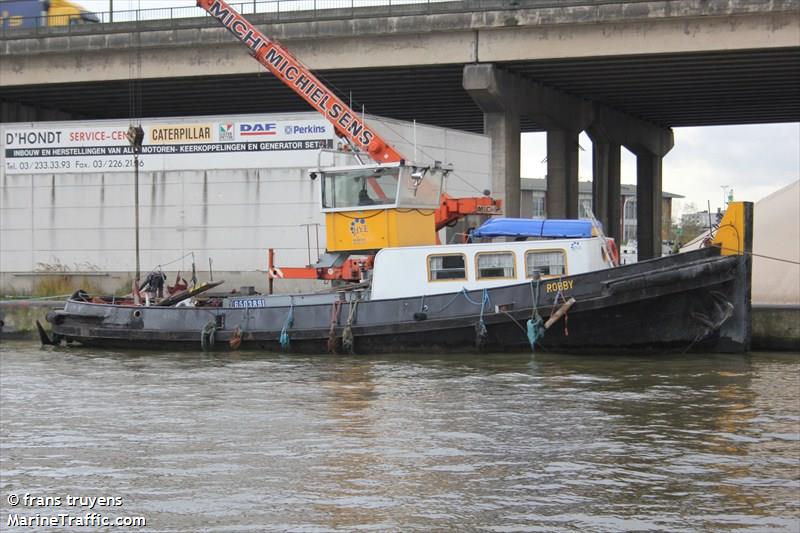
[522,124,800,216]
[80,0,800,217]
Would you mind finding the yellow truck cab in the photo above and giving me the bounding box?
[47,0,99,26]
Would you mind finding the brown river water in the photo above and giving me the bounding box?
[1,341,798,532]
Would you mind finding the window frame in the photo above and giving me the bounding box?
[474,250,517,280]
[524,249,568,279]
[427,253,468,282]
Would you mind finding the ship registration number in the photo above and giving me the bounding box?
[231,298,266,308]
[545,280,574,293]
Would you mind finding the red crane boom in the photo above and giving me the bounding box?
[197,0,404,163]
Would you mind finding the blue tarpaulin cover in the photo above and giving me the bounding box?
[472,218,593,238]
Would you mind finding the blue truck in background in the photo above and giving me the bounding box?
[0,0,99,29]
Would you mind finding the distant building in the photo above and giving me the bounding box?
[520,178,682,244]
[681,209,722,229]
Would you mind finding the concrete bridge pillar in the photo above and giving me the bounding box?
[484,112,521,219]
[464,64,673,245]
[463,64,592,219]
[462,65,524,216]
[546,129,580,219]
[589,139,622,245]
[634,151,664,260]
[590,107,673,258]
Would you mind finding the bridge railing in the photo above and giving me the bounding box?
[0,0,662,38]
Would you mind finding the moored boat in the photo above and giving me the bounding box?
[39,0,753,355]
[43,202,753,354]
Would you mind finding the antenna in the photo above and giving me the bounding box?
[413,119,417,161]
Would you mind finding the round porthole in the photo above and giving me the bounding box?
[133,310,142,318]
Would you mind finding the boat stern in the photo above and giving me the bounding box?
[712,201,754,352]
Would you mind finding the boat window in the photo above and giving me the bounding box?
[428,254,466,281]
[396,166,446,209]
[321,167,400,210]
[476,252,515,279]
[526,250,566,277]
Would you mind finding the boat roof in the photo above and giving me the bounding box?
[472,218,593,238]
[374,235,600,260]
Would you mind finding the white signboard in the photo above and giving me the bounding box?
[3,118,335,174]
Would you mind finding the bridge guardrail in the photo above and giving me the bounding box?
[0,0,671,38]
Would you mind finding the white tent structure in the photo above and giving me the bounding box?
[751,180,800,306]
[680,181,799,305]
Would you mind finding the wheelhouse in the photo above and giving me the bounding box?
[370,237,610,300]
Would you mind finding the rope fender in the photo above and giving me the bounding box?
[474,288,490,349]
[279,301,294,352]
[342,299,359,355]
[327,299,342,354]
[526,278,545,352]
[229,326,242,350]
[200,320,216,352]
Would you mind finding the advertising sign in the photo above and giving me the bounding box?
[2,118,335,175]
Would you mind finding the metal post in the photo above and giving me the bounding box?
[134,153,140,282]
[110,0,113,23]
[268,248,275,295]
[305,224,311,265]
[315,224,320,262]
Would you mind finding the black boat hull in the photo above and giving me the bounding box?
[46,246,751,354]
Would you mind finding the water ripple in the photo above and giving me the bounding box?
[1,343,798,532]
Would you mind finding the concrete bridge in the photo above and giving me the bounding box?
[2,0,798,258]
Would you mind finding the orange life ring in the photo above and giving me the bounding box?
[268,267,284,279]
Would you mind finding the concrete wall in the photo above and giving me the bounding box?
[0,112,491,295]
[751,306,800,351]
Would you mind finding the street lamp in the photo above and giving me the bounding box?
[621,195,634,244]
[126,125,144,283]
[721,185,730,209]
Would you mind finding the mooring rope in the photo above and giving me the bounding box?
[200,320,216,352]
[342,298,359,354]
[474,288,490,349]
[526,278,545,352]
[327,299,342,354]
[279,300,294,351]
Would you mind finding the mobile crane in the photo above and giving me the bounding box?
[197,0,502,283]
